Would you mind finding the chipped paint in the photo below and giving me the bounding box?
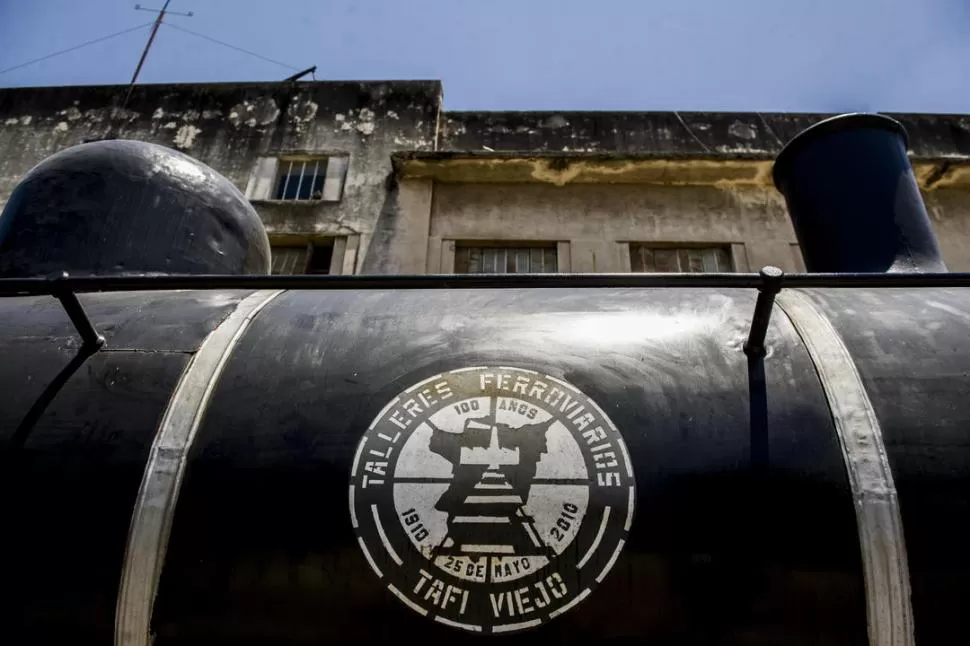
[174,124,202,149]
[57,106,82,121]
[393,135,432,148]
[287,97,318,126]
[83,109,107,123]
[355,108,376,135]
[109,107,139,122]
[541,115,569,129]
[5,80,970,276]
[0,80,446,275]
[446,119,467,136]
[716,144,772,154]
[228,97,280,129]
[728,121,758,140]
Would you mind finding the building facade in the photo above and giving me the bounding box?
[2,80,969,274]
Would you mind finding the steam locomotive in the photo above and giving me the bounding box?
[1,114,966,646]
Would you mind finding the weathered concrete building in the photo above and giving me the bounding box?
[2,80,969,274]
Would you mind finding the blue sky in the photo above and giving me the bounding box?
[1,0,968,112]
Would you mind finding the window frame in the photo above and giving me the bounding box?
[274,157,327,201]
[269,236,353,275]
[450,240,562,275]
[245,153,349,203]
[625,242,747,273]
[437,240,571,273]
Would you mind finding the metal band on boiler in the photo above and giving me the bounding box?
[115,290,283,646]
[775,290,914,646]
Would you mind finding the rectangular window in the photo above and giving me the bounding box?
[270,242,334,275]
[246,155,349,202]
[454,244,558,274]
[276,159,325,200]
[629,244,734,273]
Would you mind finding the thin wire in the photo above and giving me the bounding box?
[163,22,299,71]
[756,111,786,148]
[673,111,712,153]
[0,21,155,75]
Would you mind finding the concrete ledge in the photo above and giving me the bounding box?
[441,111,970,160]
[393,151,970,189]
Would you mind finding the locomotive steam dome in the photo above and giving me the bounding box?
[1,113,969,646]
[0,139,270,277]
[772,113,947,273]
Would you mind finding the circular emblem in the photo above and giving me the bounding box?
[350,366,635,634]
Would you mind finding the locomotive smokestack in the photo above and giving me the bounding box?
[772,113,946,273]
[0,140,270,277]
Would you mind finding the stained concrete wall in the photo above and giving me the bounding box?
[410,108,970,274]
[416,178,970,273]
[426,183,798,273]
[442,111,970,158]
[4,82,970,274]
[924,189,970,271]
[0,80,442,273]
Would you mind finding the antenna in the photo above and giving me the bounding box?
[284,66,317,82]
[122,1,194,109]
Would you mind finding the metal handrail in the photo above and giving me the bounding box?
[3,270,970,296]
[4,268,969,350]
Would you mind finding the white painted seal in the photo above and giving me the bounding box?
[350,366,635,634]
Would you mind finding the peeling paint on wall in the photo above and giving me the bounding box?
[57,106,82,121]
[6,80,969,274]
[228,97,280,129]
[0,82,445,274]
[287,96,318,128]
[174,124,202,149]
[541,115,569,129]
[331,107,381,136]
[728,121,758,140]
[356,107,376,135]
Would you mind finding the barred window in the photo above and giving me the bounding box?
[275,159,326,200]
[246,155,349,202]
[630,245,733,273]
[455,245,558,274]
[270,242,334,275]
